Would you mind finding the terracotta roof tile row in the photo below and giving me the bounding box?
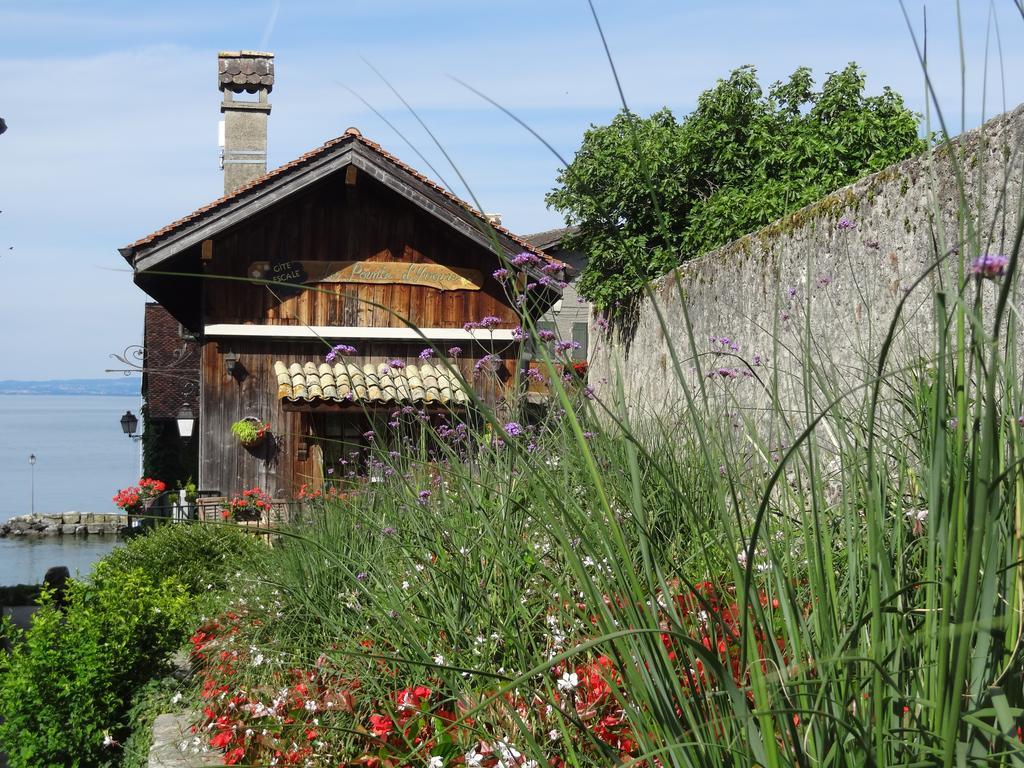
[274,360,468,406]
[126,129,552,266]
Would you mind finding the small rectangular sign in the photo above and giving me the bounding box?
[250,260,482,291]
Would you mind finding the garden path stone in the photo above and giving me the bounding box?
[148,713,219,768]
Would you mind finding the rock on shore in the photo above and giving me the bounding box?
[0,512,127,538]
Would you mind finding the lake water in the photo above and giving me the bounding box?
[0,394,140,585]
[0,536,121,585]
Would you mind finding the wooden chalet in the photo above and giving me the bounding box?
[120,52,562,501]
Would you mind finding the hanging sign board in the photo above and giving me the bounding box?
[262,256,308,298]
[250,260,483,291]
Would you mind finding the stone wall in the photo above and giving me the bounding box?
[589,104,1024,423]
[0,512,128,538]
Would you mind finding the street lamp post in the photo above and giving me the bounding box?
[28,453,36,515]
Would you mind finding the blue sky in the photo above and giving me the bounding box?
[1,1,1022,379]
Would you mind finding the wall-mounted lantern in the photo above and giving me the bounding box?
[176,404,196,443]
[224,350,240,376]
[120,410,139,438]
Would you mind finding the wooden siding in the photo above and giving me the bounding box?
[199,339,516,498]
[203,171,519,331]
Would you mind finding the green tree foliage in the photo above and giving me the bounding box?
[546,63,925,309]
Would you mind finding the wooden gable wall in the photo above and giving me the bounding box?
[196,168,524,499]
[203,169,519,329]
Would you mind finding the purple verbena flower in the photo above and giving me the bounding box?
[538,330,556,342]
[478,315,501,329]
[363,430,375,441]
[594,317,609,331]
[707,367,741,380]
[504,421,524,437]
[511,326,525,341]
[419,348,432,360]
[970,254,1010,280]
[382,526,397,536]
[463,321,480,332]
[492,267,511,281]
[388,359,405,370]
[325,343,357,362]
[356,572,368,583]
[447,346,462,357]
[473,354,501,378]
[417,490,431,505]
[511,252,538,267]
[554,340,581,354]
[837,217,855,230]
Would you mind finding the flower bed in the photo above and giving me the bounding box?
[187,578,790,767]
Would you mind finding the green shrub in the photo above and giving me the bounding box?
[102,521,264,595]
[0,566,190,768]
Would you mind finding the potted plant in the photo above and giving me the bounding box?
[231,417,271,447]
[221,487,273,523]
[112,477,167,515]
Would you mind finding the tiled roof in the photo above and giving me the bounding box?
[274,360,468,406]
[524,226,578,251]
[126,128,552,263]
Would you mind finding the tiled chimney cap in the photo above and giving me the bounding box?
[218,51,274,93]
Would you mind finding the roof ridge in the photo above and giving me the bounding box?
[125,131,552,263]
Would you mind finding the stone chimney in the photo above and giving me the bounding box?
[218,51,274,195]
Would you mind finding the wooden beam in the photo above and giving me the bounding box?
[345,165,358,185]
[201,239,214,264]
[203,324,518,342]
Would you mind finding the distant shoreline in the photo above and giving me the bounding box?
[0,380,140,397]
[0,392,137,396]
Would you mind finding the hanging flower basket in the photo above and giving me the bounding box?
[112,477,167,515]
[231,417,271,448]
